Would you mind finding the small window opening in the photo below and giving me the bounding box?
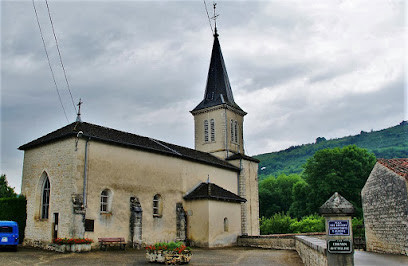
[210,119,215,142]
[153,194,163,217]
[204,120,209,142]
[100,189,112,213]
[224,217,229,232]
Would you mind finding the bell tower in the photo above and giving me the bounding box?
[191,27,246,160]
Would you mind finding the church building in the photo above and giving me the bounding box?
[19,27,260,248]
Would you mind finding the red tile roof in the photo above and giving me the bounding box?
[377,158,408,180]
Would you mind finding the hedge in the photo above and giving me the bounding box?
[0,196,26,243]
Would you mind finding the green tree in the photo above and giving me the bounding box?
[302,145,376,217]
[288,180,313,218]
[0,174,17,198]
[259,174,303,218]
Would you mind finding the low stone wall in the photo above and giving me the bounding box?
[238,233,327,266]
[295,236,327,266]
[238,232,325,250]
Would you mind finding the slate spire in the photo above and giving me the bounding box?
[191,30,245,114]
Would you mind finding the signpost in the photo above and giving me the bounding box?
[320,192,355,266]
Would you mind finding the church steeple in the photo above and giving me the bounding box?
[191,31,245,115]
[191,27,246,158]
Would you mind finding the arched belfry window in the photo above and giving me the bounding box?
[204,120,209,142]
[234,121,238,143]
[210,119,215,142]
[41,176,50,219]
[100,189,112,213]
[153,194,163,217]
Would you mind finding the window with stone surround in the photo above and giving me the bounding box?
[100,189,112,213]
[210,119,215,142]
[204,120,209,142]
[153,194,163,217]
[41,176,50,219]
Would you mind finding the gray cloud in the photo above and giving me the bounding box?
[1,0,405,192]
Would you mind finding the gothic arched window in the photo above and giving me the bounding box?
[41,176,50,219]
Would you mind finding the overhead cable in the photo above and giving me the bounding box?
[45,0,77,114]
[32,0,69,123]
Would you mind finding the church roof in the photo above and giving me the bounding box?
[18,121,240,172]
[183,182,246,203]
[226,153,260,163]
[191,31,245,114]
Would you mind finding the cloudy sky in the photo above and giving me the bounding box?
[1,0,406,193]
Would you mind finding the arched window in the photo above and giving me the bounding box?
[204,120,209,142]
[210,119,215,142]
[41,176,50,219]
[224,217,229,232]
[100,189,112,213]
[153,194,163,217]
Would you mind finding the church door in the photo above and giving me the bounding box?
[130,197,142,248]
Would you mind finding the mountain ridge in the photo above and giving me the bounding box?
[254,121,408,180]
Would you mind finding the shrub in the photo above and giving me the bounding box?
[352,217,365,238]
[290,214,325,233]
[260,213,296,234]
[0,196,26,243]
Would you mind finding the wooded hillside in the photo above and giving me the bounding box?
[255,121,408,180]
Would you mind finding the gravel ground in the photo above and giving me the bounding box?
[0,246,304,266]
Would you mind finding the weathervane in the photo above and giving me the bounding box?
[76,98,83,122]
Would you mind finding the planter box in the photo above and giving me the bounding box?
[146,250,192,264]
[50,243,92,253]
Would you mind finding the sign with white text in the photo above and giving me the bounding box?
[328,239,352,253]
[328,220,350,236]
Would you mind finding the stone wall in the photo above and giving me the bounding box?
[362,163,408,255]
[295,236,327,266]
[238,234,327,266]
[238,233,325,250]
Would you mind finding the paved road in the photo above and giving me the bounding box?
[2,246,408,265]
[0,246,303,266]
[355,251,408,266]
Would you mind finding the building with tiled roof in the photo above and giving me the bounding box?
[19,26,260,249]
[361,158,408,256]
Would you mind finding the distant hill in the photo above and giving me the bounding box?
[254,121,408,180]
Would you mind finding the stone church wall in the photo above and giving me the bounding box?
[76,139,240,246]
[361,163,408,255]
[21,138,78,247]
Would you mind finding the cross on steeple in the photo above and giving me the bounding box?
[211,3,219,37]
[76,98,83,122]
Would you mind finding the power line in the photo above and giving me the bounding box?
[45,0,77,114]
[32,0,69,123]
[203,0,214,34]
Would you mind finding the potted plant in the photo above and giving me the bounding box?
[145,241,192,264]
[52,238,93,253]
